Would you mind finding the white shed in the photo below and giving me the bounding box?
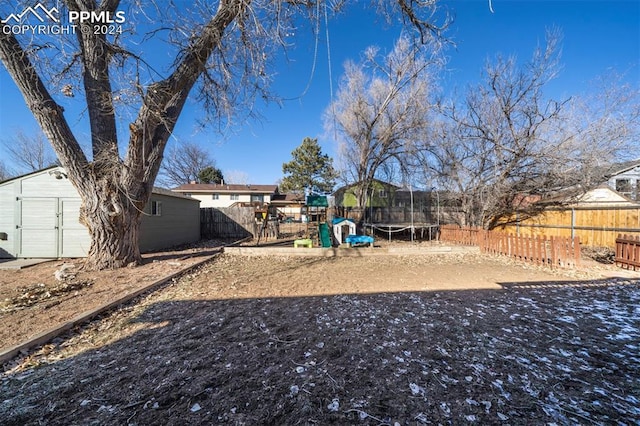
[0,167,201,259]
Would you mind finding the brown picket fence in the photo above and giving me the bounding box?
[438,225,482,246]
[615,234,640,270]
[440,225,581,269]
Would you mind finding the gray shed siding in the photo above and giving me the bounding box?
[0,167,200,258]
[0,179,16,258]
[139,192,200,252]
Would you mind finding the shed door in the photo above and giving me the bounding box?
[18,198,58,257]
[59,199,90,257]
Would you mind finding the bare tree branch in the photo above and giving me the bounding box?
[327,35,442,216]
[158,141,217,187]
[2,129,59,172]
[419,30,639,229]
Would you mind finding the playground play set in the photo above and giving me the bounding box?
[294,196,374,249]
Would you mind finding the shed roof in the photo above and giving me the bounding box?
[0,165,59,185]
[0,166,198,202]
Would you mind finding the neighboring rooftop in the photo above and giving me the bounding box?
[173,183,279,193]
[270,193,305,204]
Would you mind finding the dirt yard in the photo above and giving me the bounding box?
[1,242,639,425]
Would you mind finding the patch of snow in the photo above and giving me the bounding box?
[414,412,428,423]
[409,382,424,396]
[556,315,576,324]
[327,398,339,412]
[439,402,451,416]
[606,333,634,341]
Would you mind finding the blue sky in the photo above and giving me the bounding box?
[1,0,638,185]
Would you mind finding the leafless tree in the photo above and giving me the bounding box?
[223,170,250,185]
[561,70,640,183]
[418,30,639,229]
[2,130,58,173]
[0,160,10,181]
[0,0,446,269]
[158,141,217,187]
[327,35,443,217]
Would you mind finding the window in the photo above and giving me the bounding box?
[616,179,632,193]
[212,194,219,200]
[230,194,239,201]
[379,189,387,198]
[151,201,162,216]
[251,194,264,203]
[184,193,192,197]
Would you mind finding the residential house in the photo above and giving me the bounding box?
[0,167,200,259]
[172,183,278,208]
[333,180,401,209]
[602,159,640,201]
[334,180,436,224]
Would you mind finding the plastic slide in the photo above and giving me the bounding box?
[318,222,332,247]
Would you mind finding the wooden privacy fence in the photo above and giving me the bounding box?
[615,234,640,270]
[200,207,255,239]
[499,206,640,248]
[440,225,581,269]
[200,207,280,240]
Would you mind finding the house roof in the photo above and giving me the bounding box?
[574,185,637,206]
[595,159,640,180]
[270,193,305,204]
[151,186,200,201]
[172,183,278,194]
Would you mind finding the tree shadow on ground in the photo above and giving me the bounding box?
[1,278,639,425]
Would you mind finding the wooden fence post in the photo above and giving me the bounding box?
[550,236,558,268]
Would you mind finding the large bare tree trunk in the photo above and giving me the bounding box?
[80,190,143,270]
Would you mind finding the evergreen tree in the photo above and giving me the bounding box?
[198,166,224,184]
[281,137,338,193]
